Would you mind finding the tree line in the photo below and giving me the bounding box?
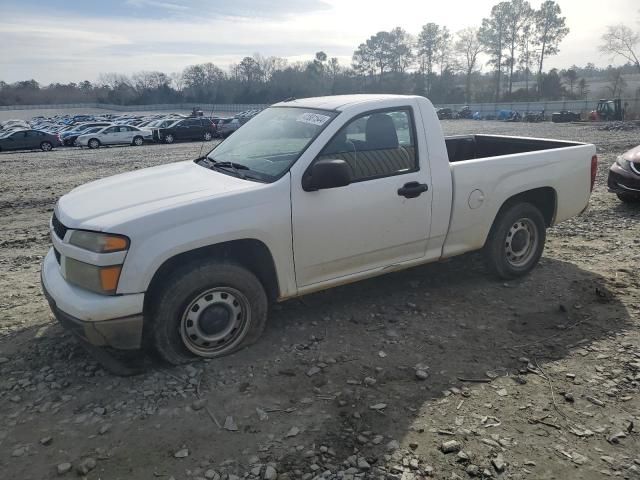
[1,1,638,107]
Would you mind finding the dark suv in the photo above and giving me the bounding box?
[152,118,216,144]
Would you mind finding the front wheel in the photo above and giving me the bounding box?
[148,261,268,365]
[40,141,53,152]
[132,136,144,146]
[484,203,546,279]
[616,193,640,204]
[164,134,174,144]
[203,132,213,141]
[88,138,100,149]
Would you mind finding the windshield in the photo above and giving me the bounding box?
[205,107,336,181]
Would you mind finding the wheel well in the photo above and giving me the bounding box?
[145,239,280,308]
[492,186,557,229]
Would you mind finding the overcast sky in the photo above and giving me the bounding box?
[1,0,637,84]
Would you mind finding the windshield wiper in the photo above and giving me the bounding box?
[198,156,250,180]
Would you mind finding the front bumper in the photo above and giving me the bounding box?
[41,249,144,350]
[608,163,640,195]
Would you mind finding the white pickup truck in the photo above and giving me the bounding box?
[42,94,597,366]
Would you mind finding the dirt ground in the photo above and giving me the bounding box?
[0,121,639,480]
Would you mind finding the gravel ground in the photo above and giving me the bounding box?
[0,121,639,480]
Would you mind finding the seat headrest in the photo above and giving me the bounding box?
[365,114,398,150]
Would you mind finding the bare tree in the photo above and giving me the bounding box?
[504,0,533,95]
[455,27,483,102]
[417,23,448,95]
[518,21,537,95]
[600,24,640,74]
[607,67,627,97]
[534,1,569,97]
[562,69,577,96]
[170,72,185,92]
[577,78,590,98]
[479,2,510,101]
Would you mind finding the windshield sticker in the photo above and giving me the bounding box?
[297,112,331,126]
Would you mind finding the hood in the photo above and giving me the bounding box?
[56,160,259,230]
[622,145,640,163]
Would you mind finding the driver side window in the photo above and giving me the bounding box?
[317,108,417,182]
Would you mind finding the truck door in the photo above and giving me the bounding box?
[291,106,433,287]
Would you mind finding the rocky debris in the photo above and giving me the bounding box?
[223,416,238,432]
[285,427,300,438]
[306,366,321,377]
[1,125,639,479]
[56,463,72,475]
[76,458,96,475]
[11,446,26,457]
[205,470,220,480]
[441,440,462,454]
[40,436,53,446]
[263,465,278,480]
[597,120,640,131]
[492,453,506,472]
[174,448,189,459]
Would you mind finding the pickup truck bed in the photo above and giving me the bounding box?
[446,134,582,162]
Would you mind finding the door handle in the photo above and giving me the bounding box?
[397,181,429,199]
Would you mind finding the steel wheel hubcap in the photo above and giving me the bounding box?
[135,138,142,145]
[505,218,538,267]
[180,287,250,356]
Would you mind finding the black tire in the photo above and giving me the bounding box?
[40,141,53,152]
[164,134,174,144]
[484,202,546,280]
[132,136,144,146]
[88,138,100,149]
[148,261,268,365]
[616,193,640,204]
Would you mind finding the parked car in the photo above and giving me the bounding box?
[216,118,241,138]
[152,118,216,144]
[436,108,454,120]
[551,111,581,123]
[608,144,640,203]
[42,94,597,370]
[0,129,61,152]
[68,126,106,146]
[76,125,152,149]
[61,123,112,146]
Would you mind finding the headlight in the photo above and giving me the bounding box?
[68,231,129,253]
[65,258,122,295]
[616,155,631,171]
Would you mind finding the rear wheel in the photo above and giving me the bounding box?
[164,134,174,144]
[484,203,546,279]
[40,141,53,152]
[148,261,268,365]
[132,136,144,146]
[88,138,100,149]
[616,193,640,203]
[203,132,213,141]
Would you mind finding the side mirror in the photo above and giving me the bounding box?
[302,159,352,191]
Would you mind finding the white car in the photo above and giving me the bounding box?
[76,125,152,149]
[43,94,597,371]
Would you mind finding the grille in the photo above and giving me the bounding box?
[52,213,68,240]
